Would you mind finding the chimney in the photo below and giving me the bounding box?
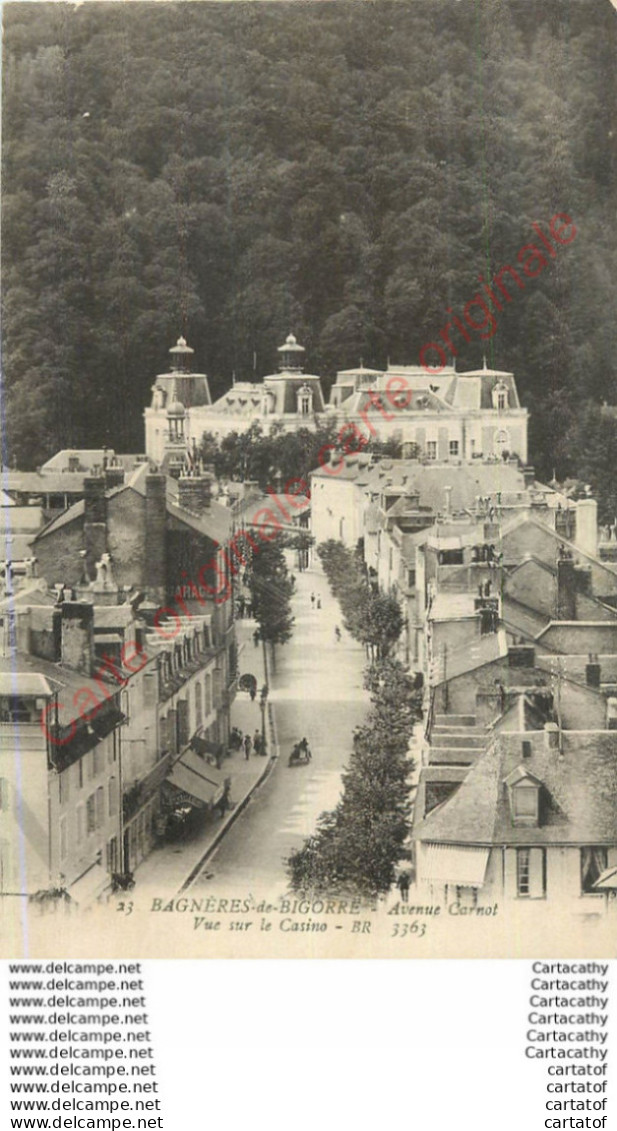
[523,466,535,488]
[60,602,94,675]
[103,461,125,489]
[585,658,601,688]
[543,722,559,749]
[145,472,167,605]
[83,474,107,580]
[177,471,212,514]
[574,498,598,558]
[556,558,576,620]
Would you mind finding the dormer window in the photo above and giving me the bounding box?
[492,381,509,411]
[297,384,313,417]
[504,765,543,827]
[262,389,276,416]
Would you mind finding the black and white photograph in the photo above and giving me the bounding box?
[1,0,617,958]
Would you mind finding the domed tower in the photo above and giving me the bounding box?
[278,333,306,373]
[169,335,194,373]
[145,334,212,463]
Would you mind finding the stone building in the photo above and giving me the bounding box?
[144,333,330,462]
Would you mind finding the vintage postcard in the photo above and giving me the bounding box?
[1,0,617,958]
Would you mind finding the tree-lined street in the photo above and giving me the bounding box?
[192,560,367,896]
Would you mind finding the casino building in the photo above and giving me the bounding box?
[144,335,528,465]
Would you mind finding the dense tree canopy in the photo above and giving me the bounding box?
[288,656,420,896]
[3,1,616,475]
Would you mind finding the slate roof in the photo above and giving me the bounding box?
[152,371,212,408]
[429,628,509,685]
[3,472,87,495]
[0,651,121,727]
[415,731,617,847]
[210,373,327,416]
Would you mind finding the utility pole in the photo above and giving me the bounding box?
[259,683,269,757]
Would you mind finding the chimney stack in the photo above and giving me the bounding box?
[83,475,107,580]
[60,602,94,675]
[543,722,559,750]
[177,471,212,514]
[574,498,598,558]
[556,557,576,620]
[145,472,167,605]
[103,460,125,489]
[523,466,535,489]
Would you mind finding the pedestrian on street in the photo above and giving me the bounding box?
[253,629,259,647]
[253,729,261,755]
[243,734,252,760]
[310,592,315,608]
[316,597,321,610]
[396,872,410,903]
[335,625,341,642]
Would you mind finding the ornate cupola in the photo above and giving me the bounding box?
[278,333,305,373]
[169,335,195,373]
[166,400,186,441]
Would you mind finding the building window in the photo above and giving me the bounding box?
[516,848,546,898]
[439,549,464,566]
[497,393,506,410]
[407,569,416,588]
[426,441,437,461]
[86,794,96,835]
[517,848,530,895]
[76,804,85,845]
[95,786,105,830]
[195,683,203,728]
[108,777,118,817]
[494,428,510,457]
[581,847,608,894]
[59,770,69,807]
[449,440,459,457]
[107,837,119,874]
[512,785,538,819]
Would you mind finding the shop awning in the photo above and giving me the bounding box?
[190,734,221,758]
[69,864,110,907]
[593,866,617,891]
[166,749,225,807]
[421,843,490,887]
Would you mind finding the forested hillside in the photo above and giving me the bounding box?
[2,0,616,480]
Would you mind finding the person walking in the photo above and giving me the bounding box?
[396,871,410,903]
[310,592,315,608]
[243,733,252,761]
[253,729,262,755]
[335,625,341,642]
[316,596,322,610]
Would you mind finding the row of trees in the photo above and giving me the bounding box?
[287,658,420,896]
[247,536,295,679]
[317,540,404,662]
[200,422,401,490]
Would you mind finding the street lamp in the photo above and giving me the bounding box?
[259,684,269,757]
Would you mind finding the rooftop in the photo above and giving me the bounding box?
[415,731,617,847]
